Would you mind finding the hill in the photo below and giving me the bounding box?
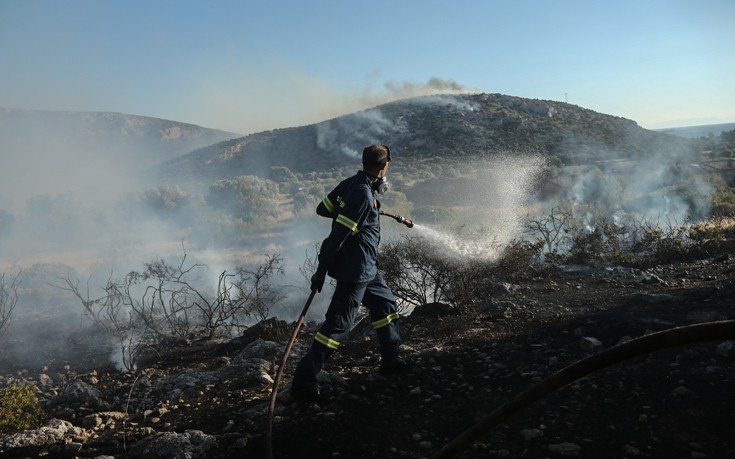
[0,107,240,166]
[154,93,695,184]
[0,107,241,161]
[0,107,241,214]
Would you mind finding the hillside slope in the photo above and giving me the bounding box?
[155,93,694,183]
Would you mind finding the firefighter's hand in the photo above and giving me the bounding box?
[311,272,326,293]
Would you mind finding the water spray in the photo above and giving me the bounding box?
[380,211,414,228]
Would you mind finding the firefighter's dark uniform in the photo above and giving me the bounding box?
[293,170,402,386]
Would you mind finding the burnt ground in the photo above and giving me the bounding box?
[1,254,734,458]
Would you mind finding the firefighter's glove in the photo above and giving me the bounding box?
[311,272,326,293]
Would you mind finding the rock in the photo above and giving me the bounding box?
[419,440,433,449]
[496,282,520,294]
[156,368,221,396]
[410,302,455,319]
[622,444,641,455]
[580,337,603,353]
[81,411,128,431]
[52,380,110,411]
[419,346,442,358]
[716,340,733,357]
[639,271,667,285]
[127,429,218,459]
[219,357,273,385]
[548,442,582,456]
[236,338,284,362]
[37,373,54,390]
[0,418,87,450]
[520,428,543,441]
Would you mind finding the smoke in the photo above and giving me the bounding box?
[316,108,409,160]
[556,144,712,230]
[196,71,478,135]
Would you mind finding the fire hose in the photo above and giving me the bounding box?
[431,320,735,458]
[380,211,414,228]
[266,289,317,459]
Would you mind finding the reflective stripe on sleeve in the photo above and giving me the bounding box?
[322,196,334,213]
[314,332,341,350]
[372,312,400,329]
[336,214,359,234]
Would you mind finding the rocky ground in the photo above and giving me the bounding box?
[1,254,734,459]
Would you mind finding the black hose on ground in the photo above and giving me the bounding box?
[431,320,735,459]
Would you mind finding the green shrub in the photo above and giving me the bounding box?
[563,221,633,266]
[712,188,735,216]
[0,383,45,437]
[634,217,735,262]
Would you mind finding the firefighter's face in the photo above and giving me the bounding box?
[379,162,389,178]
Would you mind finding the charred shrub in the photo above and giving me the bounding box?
[0,271,20,342]
[58,247,286,370]
[446,239,544,309]
[379,235,543,312]
[379,235,455,311]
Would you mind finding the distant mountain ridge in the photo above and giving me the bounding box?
[0,107,242,208]
[656,122,735,139]
[154,93,695,184]
[0,107,240,166]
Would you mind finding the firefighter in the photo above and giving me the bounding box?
[291,144,410,401]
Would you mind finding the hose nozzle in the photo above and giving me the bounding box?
[394,214,414,228]
[380,211,414,228]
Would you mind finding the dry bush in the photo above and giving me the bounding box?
[57,247,286,370]
[630,216,735,263]
[525,203,735,266]
[379,235,454,311]
[0,271,20,342]
[379,235,543,312]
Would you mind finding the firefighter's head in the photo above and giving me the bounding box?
[362,144,391,179]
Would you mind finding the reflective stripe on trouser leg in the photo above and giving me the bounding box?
[362,271,402,359]
[293,280,367,385]
[314,331,340,350]
[372,312,399,329]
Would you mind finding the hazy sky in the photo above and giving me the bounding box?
[1,0,733,133]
